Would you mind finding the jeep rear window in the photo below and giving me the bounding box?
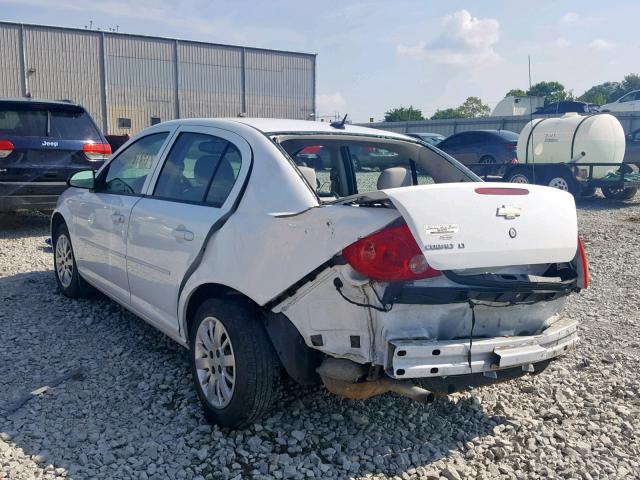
[0,104,102,141]
[0,107,47,136]
[49,109,102,141]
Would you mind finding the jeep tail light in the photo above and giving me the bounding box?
[342,224,441,281]
[83,142,111,161]
[577,236,589,289]
[0,140,14,159]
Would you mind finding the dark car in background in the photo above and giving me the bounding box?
[406,132,445,146]
[436,129,518,175]
[0,98,110,212]
[534,101,599,115]
[623,128,640,166]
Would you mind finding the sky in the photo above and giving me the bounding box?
[1,0,638,122]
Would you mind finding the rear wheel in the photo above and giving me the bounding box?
[505,167,533,184]
[543,168,580,197]
[601,186,638,200]
[189,298,282,428]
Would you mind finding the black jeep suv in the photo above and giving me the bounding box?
[0,98,110,212]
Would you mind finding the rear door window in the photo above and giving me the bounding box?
[153,132,241,206]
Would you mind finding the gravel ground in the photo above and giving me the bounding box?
[1,197,639,480]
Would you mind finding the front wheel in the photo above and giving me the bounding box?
[53,223,92,297]
[189,298,282,428]
[601,186,638,200]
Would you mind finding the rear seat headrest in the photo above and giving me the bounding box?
[298,166,317,190]
[377,167,412,190]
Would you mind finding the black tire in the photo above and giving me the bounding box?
[543,168,580,197]
[53,223,92,298]
[189,298,282,428]
[601,186,638,200]
[505,167,533,184]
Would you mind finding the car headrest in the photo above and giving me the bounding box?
[198,140,227,155]
[377,167,412,190]
[297,166,317,190]
[193,155,217,182]
[206,157,236,204]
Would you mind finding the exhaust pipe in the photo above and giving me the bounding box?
[317,358,435,404]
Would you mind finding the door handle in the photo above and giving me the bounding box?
[111,213,125,224]
[173,225,194,241]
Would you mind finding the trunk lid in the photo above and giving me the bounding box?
[337,182,577,271]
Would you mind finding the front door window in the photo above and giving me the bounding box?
[100,132,169,194]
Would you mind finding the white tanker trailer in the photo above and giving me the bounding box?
[495,112,638,199]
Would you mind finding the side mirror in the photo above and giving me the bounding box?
[68,169,96,189]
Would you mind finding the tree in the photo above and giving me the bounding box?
[526,81,571,105]
[578,82,620,105]
[430,97,490,120]
[384,106,424,122]
[430,108,465,120]
[620,73,640,94]
[577,74,640,105]
[458,96,491,118]
[505,88,527,97]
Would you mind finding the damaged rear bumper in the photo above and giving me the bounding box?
[388,316,578,379]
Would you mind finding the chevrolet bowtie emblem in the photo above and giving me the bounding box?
[496,205,521,219]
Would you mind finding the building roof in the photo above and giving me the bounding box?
[0,20,316,58]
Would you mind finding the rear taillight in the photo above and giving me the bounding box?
[506,142,517,151]
[0,140,14,158]
[577,237,589,289]
[342,224,441,281]
[475,187,529,195]
[83,142,111,161]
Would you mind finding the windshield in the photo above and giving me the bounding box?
[277,134,479,200]
[498,130,519,142]
[415,134,445,145]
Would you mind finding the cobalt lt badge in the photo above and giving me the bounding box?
[509,227,517,238]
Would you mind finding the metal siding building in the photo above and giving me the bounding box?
[0,21,316,135]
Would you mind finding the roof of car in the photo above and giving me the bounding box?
[0,97,83,107]
[450,129,509,135]
[234,118,413,139]
[158,117,414,140]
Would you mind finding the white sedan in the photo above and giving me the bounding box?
[600,89,640,112]
[52,118,588,427]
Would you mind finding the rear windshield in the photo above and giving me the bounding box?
[0,103,102,141]
[497,131,519,141]
[278,135,479,200]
